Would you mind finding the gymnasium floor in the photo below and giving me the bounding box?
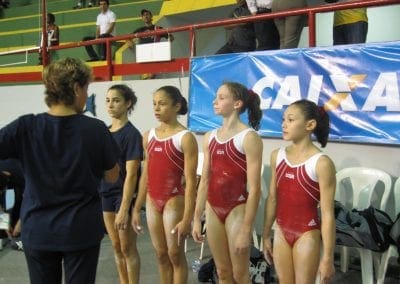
[0,227,398,283]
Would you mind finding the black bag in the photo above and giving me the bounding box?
[335,201,393,252]
[389,213,400,263]
[198,258,216,283]
[249,246,272,284]
[198,248,272,283]
[0,171,9,189]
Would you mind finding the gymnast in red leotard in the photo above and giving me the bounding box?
[207,128,251,223]
[192,82,263,283]
[146,128,187,213]
[275,148,323,246]
[132,86,198,284]
[263,99,336,284]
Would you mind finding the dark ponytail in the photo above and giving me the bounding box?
[223,82,262,130]
[291,99,330,147]
[156,85,188,115]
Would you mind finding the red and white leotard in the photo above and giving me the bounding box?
[147,128,188,213]
[275,147,323,246]
[207,128,253,223]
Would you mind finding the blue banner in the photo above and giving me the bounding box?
[188,41,400,145]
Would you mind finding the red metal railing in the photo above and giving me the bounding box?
[1,0,399,83]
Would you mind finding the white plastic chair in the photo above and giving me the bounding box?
[252,164,270,251]
[335,167,392,284]
[376,176,400,284]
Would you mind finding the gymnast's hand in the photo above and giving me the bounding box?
[171,219,191,246]
[115,209,129,231]
[131,209,143,234]
[263,237,274,265]
[191,218,205,243]
[234,229,251,255]
[319,258,335,284]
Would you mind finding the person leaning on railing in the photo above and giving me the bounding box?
[246,0,280,50]
[127,8,174,79]
[328,0,368,45]
[127,9,174,47]
[271,0,308,49]
[215,0,257,54]
[38,13,60,65]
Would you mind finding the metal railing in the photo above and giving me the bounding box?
[1,0,399,83]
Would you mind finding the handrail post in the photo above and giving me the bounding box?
[308,11,316,47]
[189,27,196,57]
[41,0,49,66]
[106,39,112,81]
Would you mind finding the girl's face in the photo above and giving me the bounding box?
[106,89,130,119]
[213,85,238,116]
[153,90,179,122]
[282,104,310,142]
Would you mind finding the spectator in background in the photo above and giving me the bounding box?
[38,13,60,65]
[272,0,308,49]
[215,0,256,54]
[128,9,174,47]
[127,9,174,79]
[333,8,368,45]
[0,0,9,9]
[83,0,116,61]
[73,0,95,9]
[246,0,280,50]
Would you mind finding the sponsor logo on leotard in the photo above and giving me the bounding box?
[285,172,295,179]
[155,147,162,152]
[308,219,317,226]
[238,194,246,201]
[216,149,224,155]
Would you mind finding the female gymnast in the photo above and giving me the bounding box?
[192,81,263,283]
[132,85,198,284]
[263,99,336,284]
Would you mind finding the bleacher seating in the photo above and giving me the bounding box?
[0,0,237,68]
[0,0,168,65]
